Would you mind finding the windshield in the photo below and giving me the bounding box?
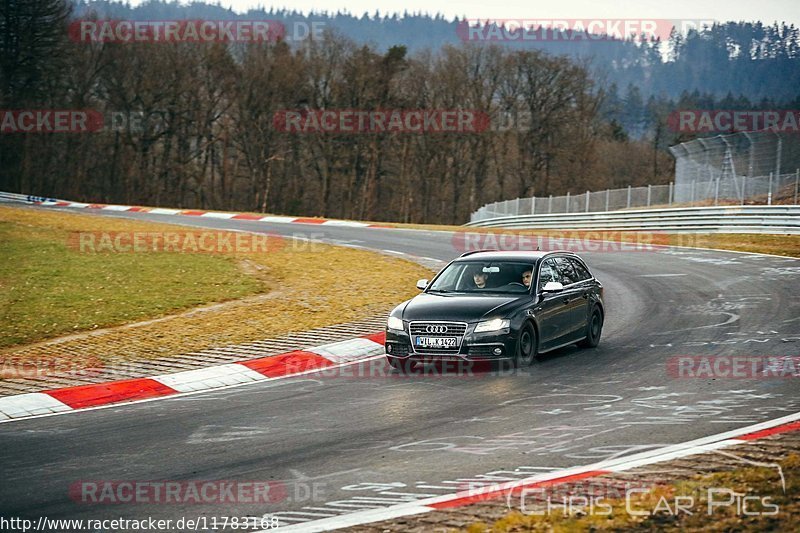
[427,261,536,295]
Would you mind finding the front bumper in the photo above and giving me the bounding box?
[385,326,516,362]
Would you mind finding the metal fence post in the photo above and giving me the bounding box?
[795,169,799,205]
[742,176,746,205]
[691,181,695,203]
[626,185,631,208]
[566,191,570,213]
[605,189,610,211]
[714,177,719,206]
[668,182,673,205]
[585,191,590,212]
[768,172,773,205]
[531,196,536,214]
[647,184,651,207]
[515,197,521,215]
[548,195,552,214]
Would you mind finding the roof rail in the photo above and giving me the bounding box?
[459,249,498,258]
[542,250,578,255]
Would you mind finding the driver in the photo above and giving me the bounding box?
[521,269,532,288]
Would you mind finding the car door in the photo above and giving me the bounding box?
[534,258,572,351]
[555,257,590,341]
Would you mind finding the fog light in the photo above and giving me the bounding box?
[493,347,503,355]
[387,344,393,353]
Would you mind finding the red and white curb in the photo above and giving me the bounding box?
[13,194,393,228]
[0,333,386,422]
[268,411,800,532]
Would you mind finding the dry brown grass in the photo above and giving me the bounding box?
[467,453,800,532]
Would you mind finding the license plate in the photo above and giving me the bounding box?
[415,336,458,348]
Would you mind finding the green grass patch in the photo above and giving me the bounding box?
[0,209,261,347]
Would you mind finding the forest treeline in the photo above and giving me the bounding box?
[72,1,800,102]
[0,1,798,223]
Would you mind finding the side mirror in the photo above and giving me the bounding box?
[541,281,564,293]
[416,279,429,290]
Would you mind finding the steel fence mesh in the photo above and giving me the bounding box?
[470,130,799,222]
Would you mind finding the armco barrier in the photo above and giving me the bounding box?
[0,191,59,203]
[463,205,800,234]
[2,192,798,234]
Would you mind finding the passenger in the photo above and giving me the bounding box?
[522,269,533,288]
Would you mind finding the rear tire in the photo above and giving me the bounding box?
[578,307,603,348]
[514,322,537,368]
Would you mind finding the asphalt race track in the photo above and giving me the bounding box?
[2,205,799,530]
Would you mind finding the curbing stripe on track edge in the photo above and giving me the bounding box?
[0,333,386,421]
[24,197,390,228]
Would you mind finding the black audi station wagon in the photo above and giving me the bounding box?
[385,250,604,370]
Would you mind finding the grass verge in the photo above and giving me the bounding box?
[0,206,430,366]
[0,207,262,347]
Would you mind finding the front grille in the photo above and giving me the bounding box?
[409,322,467,336]
[408,321,467,354]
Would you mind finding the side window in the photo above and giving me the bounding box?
[569,258,592,281]
[538,259,561,290]
[432,263,464,290]
[453,265,474,291]
[555,257,579,285]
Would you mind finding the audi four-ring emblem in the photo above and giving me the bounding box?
[425,325,448,334]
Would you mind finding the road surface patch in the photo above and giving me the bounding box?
[268,412,800,532]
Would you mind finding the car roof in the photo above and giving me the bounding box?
[454,250,578,262]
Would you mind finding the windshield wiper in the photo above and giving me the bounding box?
[427,289,452,293]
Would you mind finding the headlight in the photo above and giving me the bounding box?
[474,318,510,333]
[387,316,405,331]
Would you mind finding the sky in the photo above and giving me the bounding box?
[129,0,800,26]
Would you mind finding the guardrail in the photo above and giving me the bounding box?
[464,205,800,234]
[3,191,798,234]
[0,191,60,203]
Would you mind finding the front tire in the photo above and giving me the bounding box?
[578,306,603,348]
[514,322,537,367]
